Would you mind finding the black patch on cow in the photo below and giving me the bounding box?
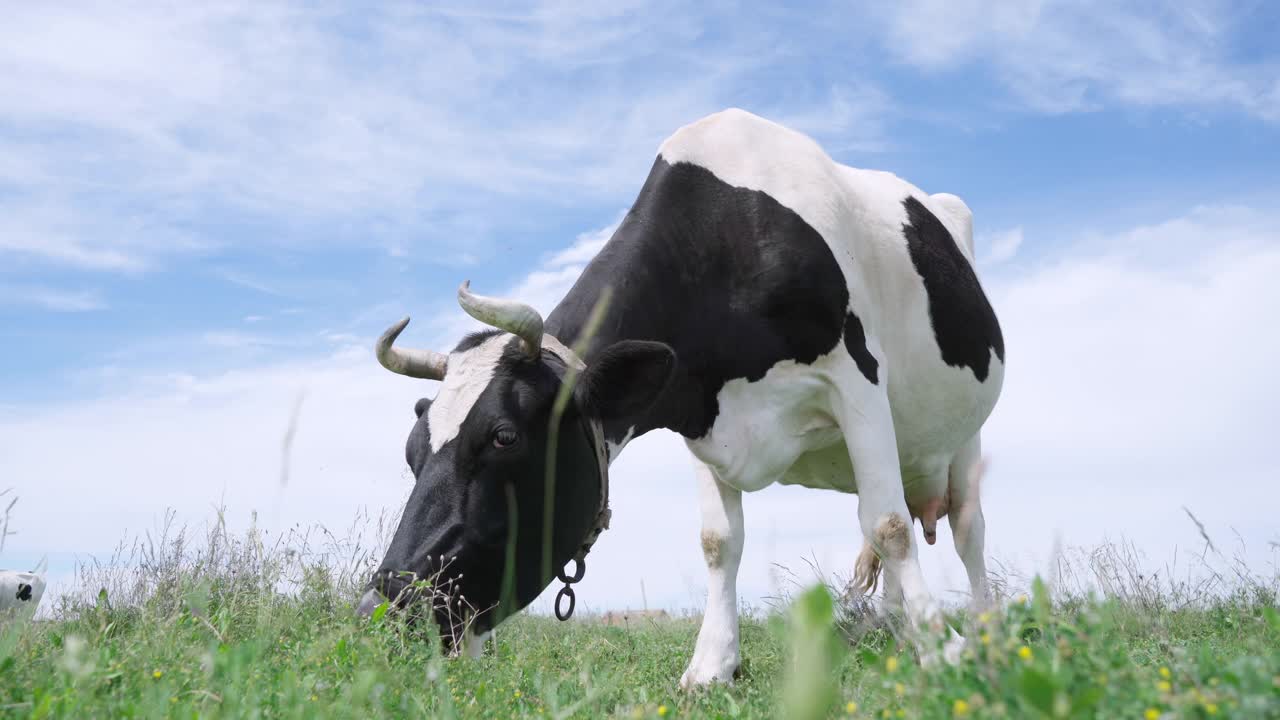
[546,157,851,440]
[15,584,32,602]
[900,196,1005,382]
[842,311,879,385]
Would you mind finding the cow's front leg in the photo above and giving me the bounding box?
[680,457,744,688]
[836,382,961,666]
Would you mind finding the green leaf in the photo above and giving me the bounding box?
[1019,667,1056,716]
[1069,686,1104,717]
[1262,606,1280,632]
[1031,576,1053,619]
[779,584,844,720]
[370,601,390,624]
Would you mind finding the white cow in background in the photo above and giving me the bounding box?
[0,559,47,618]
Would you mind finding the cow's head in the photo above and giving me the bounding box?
[357,282,674,648]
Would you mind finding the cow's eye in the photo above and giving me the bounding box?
[493,427,519,449]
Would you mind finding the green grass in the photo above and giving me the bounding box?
[2,520,1277,718]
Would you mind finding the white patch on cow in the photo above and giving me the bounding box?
[606,426,635,463]
[427,333,511,452]
[0,563,46,615]
[928,192,975,258]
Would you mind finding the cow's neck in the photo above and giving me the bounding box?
[544,215,709,447]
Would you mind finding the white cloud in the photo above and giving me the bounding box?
[873,0,1280,120]
[4,203,1277,616]
[767,83,895,153]
[215,269,291,299]
[425,214,625,344]
[0,284,105,312]
[0,3,887,272]
[0,236,142,272]
[545,216,623,269]
[976,204,1279,571]
[513,215,625,313]
[198,331,282,350]
[0,214,147,273]
[0,197,209,273]
[980,226,1024,267]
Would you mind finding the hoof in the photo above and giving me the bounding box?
[679,658,740,689]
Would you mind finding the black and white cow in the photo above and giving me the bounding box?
[359,108,1004,686]
[0,561,47,617]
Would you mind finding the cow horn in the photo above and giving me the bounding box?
[376,317,448,380]
[457,280,543,359]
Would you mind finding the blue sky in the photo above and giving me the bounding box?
[2,2,1278,612]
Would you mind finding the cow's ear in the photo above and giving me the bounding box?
[575,340,675,422]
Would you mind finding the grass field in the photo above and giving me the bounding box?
[2,518,1277,719]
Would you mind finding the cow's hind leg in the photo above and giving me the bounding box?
[680,456,744,689]
[948,435,992,612]
[851,542,903,616]
[833,376,961,666]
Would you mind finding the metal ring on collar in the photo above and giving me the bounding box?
[554,585,576,620]
[557,557,586,585]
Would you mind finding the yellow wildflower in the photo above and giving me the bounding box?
[980,633,991,646]
[1017,646,1033,661]
[1158,666,1171,679]
[894,682,905,697]
[1156,681,1172,693]
[896,710,905,719]
[658,705,668,717]
[1015,594,1028,604]
[885,656,900,673]
[152,670,163,680]
[953,698,970,717]
[846,701,858,714]
[1144,709,1160,720]
[977,612,991,624]
[514,690,522,698]
[1205,703,1219,715]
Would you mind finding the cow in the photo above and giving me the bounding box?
[358,108,1004,688]
[0,559,47,617]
